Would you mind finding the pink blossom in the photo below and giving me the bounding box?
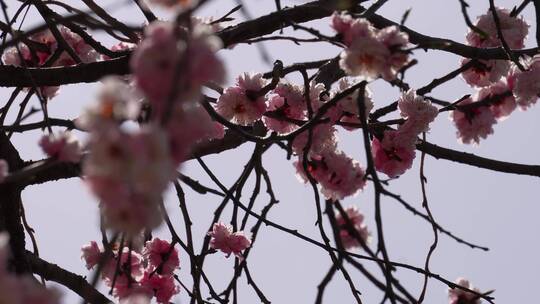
[398,90,438,135]
[340,35,390,80]
[143,238,179,275]
[131,21,224,116]
[507,55,540,109]
[339,21,409,81]
[326,78,373,129]
[292,123,337,155]
[263,81,326,133]
[450,97,496,144]
[466,7,528,49]
[216,73,268,126]
[372,130,416,178]
[335,206,370,250]
[130,21,181,108]
[77,76,142,131]
[476,81,516,120]
[140,272,179,304]
[0,159,8,183]
[295,150,366,200]
[84,125,175,233]
[208,222,251,258]
[448,277,481,304]
[461,58,509,88]
[331,12,375,47]
[291,123,337,156]
[81,241,102,270]
[39,131,82,162]
[102,249,145,295]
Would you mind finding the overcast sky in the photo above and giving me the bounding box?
[4,0,540,303]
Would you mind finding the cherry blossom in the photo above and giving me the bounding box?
[507,55,540,109]
[398,90,438,135]
[81,241,102,270]
[336,15,409,81]
[139,272,179,304]
[461,58,509,88]
[143,238,179,275]
[335,206,370,250]
[39,131,83,163]
[331,12,375,47]
[83,125,175,233]
[372,130,416,178]
[327,78,373,128]
[216,73,268,126]
[476,81,516,120]
[208,222,251,258]
[131,20,224,117]
[466,7,529,49]
[450,97,496,144]
[295,150,366,200]
[77,76,142,131]
[0,159,8,183]
[264,82,307,134]
[448,277,481,304]
[291,123,337,156]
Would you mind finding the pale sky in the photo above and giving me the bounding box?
[4,0,540,303]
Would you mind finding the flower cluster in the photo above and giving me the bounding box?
[452,8,536,144]
[0,233,61,304]
[81,238,180,303]
[448,277,482,304]
[208,222,251,259]
[216,72,367,200]
[373,90,437,178]
[82,19,225,234]
[335,206,370,250]
[461,7,527,87]
[2,25,98,99]
[332,12,410,81]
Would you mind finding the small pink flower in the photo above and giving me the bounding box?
[263,81,326,133]
[0,159,8,183]
[143,238,179,275]
[466,7,528,49]
[450,97,497,144]
[140,272,179,304]
[461,58,509,88]
[208,222,251,258]
[102,249,145,294]
[448,277,481,304]
[39,131,82,163]
[339,20,409,81]
[291,123,337,156]
[335,206,370,250]
[81,241,102,270]
[216,73,268,126]
[476,81,516,120]
[372,130,416,178]
[331,12,375,47]
[507,55,540,109]
[295,150,366,200]
[398,90,438,135]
